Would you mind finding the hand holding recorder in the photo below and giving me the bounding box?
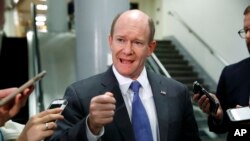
[0,87,34,126]
[18,108,64,141]
[18,99,67,141]
[192,81,223,120]
[0,70,46,106]
[0,71,46,126]
[226,106,250,122]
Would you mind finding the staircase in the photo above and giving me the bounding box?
[154,40,217,140]
[154,40,208,93]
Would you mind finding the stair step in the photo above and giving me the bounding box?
[168,70,198,77]
[165,64,193,71]
[156,45,176,50]
[174,76,203,83]
[157,54,183,59]
[159,58,184,62]
[156,52,180,56]
[155,49,179,54]
[156,40,172,45]
[160,59,188,65]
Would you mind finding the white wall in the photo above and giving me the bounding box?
[130,0,163,39]
[4,10,17,37]
[132,0,250,83]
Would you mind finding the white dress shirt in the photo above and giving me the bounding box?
[87,66,159,141]
[0,120,24,141]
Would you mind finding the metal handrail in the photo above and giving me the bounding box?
[168,11,229,66]
[149,53,171,78]
[27,3,45,116]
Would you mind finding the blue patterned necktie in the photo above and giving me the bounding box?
[130,81,153,141]
[0,129,4,141]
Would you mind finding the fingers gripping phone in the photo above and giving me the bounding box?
[47,99,68,122]
[0,70,47,106]
[227,107,250,122]
[193,81,219,115]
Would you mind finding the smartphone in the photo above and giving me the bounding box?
[47,99,67,122]
[0,70,47,106]
[227,106,250,122]
[47,99,68,110]
[193,81,219,114]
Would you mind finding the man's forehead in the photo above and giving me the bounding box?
[244,13,250,27]
[120,10,149,21]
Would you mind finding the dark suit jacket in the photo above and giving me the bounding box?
[46,67,201,141]
[208,57,250,140]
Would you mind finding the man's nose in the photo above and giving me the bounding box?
[246,30,250,39]
[123,42,133,54]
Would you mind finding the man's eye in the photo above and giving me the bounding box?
[135,41,142,45]
[133,41,145,48]
[117,38,124,42]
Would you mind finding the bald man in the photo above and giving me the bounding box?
[46,10,201,141]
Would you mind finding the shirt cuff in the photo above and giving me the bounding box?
[86,115,104,141]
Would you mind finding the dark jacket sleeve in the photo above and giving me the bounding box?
[208,66,230,134]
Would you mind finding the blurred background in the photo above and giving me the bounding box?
[0,0,249,141]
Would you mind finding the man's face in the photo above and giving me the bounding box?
[244,12,250,53]
[109,11,156,80]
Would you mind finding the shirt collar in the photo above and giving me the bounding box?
[112,65,149,94]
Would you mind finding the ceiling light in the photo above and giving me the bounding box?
[13,0,19,4]
[35,15,47,22]
[36,21,45,26]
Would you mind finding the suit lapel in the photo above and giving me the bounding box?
[100,67,135,141]
[148,72,169,141]
[101,68,170,141]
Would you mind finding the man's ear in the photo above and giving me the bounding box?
[108,35,112,46]
[108,35,112,49]
[147,40,157,56]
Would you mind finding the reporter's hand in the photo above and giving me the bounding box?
[88,92,116,135]
[0,86,34,126]
[235,105,250,125]
[18,108,64,141]
[193,93,223,120]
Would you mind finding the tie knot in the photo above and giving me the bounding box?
[130,81,141,94]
